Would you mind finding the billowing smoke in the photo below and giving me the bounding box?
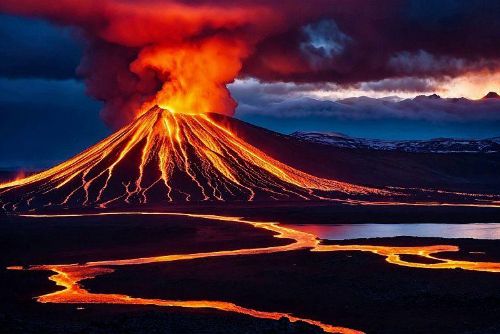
[0,0,284,126]
[1,0,499,127]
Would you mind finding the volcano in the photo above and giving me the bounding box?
[0,107,386,211]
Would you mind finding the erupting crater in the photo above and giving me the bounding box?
[0,106,384,210]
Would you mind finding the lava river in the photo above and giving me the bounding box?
[8,212,500,334]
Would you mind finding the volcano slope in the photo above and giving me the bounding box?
[235,122,500,194]
[2,106,500,212]
[0,107,388,212]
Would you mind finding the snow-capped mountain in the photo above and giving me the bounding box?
[291,131,500,153]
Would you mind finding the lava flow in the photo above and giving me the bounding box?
[0,106,384,211]
[8,212,500,334]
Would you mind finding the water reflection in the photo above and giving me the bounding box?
[284,223,500,240]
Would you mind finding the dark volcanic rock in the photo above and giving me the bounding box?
[87,241,500,334]
[482,92,500,99]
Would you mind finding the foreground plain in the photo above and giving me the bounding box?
[1,208,499,333]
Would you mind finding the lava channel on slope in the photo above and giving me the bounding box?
[0,106,386,210]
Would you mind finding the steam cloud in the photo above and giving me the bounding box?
[1,0,499,127]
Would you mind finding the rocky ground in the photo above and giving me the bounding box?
[1,210,499,333]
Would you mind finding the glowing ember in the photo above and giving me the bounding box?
[0,106,384,210]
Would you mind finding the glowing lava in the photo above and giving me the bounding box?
[0,107,384,211]
[8,212,500,334]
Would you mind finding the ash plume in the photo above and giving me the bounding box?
[1,0,499,127]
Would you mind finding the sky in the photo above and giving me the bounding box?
[0,1,499,169]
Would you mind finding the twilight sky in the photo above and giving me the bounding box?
[0,1,499,169]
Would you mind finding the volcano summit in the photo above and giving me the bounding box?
[0,107,385,211]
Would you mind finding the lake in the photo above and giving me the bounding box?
[284,223,500,240]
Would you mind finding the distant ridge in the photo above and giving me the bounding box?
[291,132,500,153]
[482,92,500,99]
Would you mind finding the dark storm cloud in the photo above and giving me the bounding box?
[387,50,500,78]
[357,78,438,93]
[0,14,82,80]
[241,0,500,84]
[300,19,352,71]
[0,78,108,168]
[1,0,499,118]
[0,14,105,169]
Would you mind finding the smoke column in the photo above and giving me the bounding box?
[0,0,285,126]
[2,1,498,127]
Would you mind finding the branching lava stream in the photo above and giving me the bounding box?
[0,108,386,212]
[8,212,500,333]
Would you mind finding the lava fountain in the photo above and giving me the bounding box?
[0,107,386,211]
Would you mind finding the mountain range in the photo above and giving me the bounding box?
[291,132,500,153]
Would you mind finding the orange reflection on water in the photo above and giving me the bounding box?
[9,212,500,334]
